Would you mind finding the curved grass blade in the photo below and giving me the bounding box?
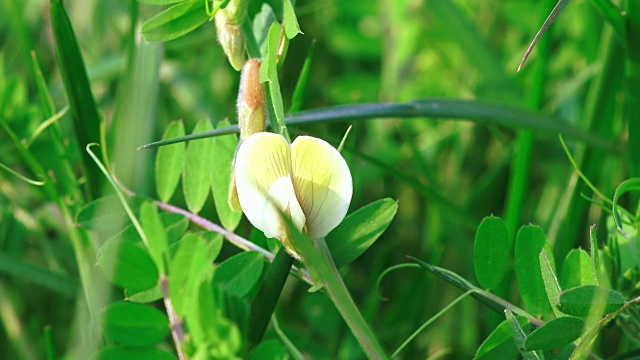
[612,178,640,234]
[409,256,543,326]
[590,0,626,41]
[138,99,614,150]
[518,0,570,72]
[50,0,103,199]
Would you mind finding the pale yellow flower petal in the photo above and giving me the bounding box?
[291,136,352,239]
[234,133,305,240]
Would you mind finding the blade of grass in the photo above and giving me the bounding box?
[49,0,103,200]
[517,0,569,72]
[625,1,640,198]
[137,99,615,151]
[0,254,77,297]
[589,0,625,41]
[549,25,624,261]
[505,0,554,246]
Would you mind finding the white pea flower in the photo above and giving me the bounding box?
[234,132,352,258]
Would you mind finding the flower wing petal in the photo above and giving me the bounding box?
[234,133,305,239]
[291,136,353,239]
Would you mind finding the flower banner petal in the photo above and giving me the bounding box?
[291,136,352,239]
[235,133,304,239]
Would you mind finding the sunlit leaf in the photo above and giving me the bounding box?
[155,120,186,202]
[213,251,265,298]
[141,0,208,42]
[326,198,398,268]
[140,202,169,273]
[283,0,302,39]
[169,233,212,316]
[183,119,215,213]
[211,120,242,231]
[252,3,277,57]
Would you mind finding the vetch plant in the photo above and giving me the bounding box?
[234,132,352,259]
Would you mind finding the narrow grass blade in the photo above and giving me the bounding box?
[518,0,570,72]
[138,99,614,150]
[49,0,103,200]
[590,0,626,41]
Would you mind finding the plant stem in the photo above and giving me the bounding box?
[247,246,294,350]
[161,274,185,360]
[315,238,388,360]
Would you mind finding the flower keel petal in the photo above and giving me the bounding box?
[235,133,305,239]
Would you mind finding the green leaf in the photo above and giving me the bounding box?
[97,238,158,292]
[539,248,562,317]
[561,249,597,289]
[505,308,539,360]
[613,178,640,232]
[169,233,212,316]
[125,285,163,303]
[474,216,510,290]
[213,251,265,298]
[140,202,169,274]
[259,22,286,130]
[183,119,215,213]
[515,225,553,317]
[247,339,288,360]
[141,0,208,42]
[282,0,302,39]
[325,198,398,268]
[211,120,242,231]
[558,285,626,316]
[202,231,224,261]
[476,317,530,360]
[252,3,277,57]
[94,346,177,360]
[523,316,585,351]
[155,120,186,202]
[101,301,170,347]
[50,0,103,199]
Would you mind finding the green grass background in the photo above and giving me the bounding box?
[0,0,634,358]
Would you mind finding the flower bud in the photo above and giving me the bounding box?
[229,59,266,212]
[215,7,246,71]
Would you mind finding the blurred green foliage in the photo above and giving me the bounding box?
[1,0,638,358]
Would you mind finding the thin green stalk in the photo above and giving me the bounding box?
[391,290,472,358]
[549,24,624,261]
[246,247,294,350]
[625,0,640,201]
[315,238,388,359]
